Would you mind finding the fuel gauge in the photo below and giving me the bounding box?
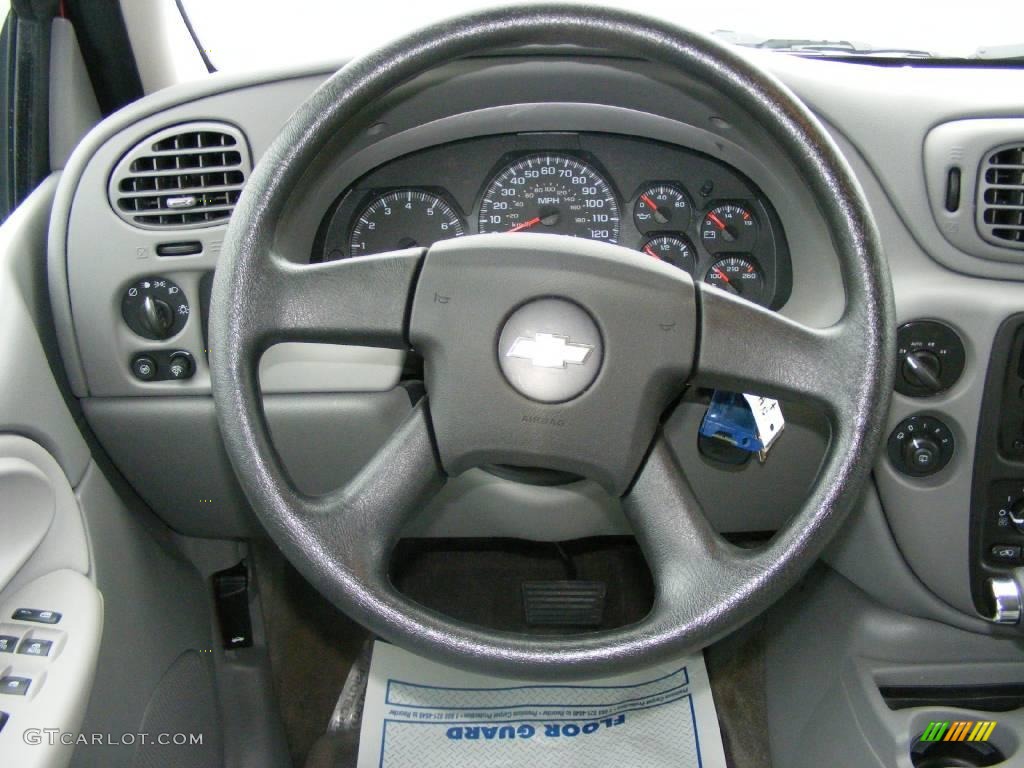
[641,235,696,275]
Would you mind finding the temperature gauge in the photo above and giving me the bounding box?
[704,256,766,306]
[641,235,696,275]
[700,204,757,252]
[634,184,691,234]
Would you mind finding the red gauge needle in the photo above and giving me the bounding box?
[712,267,731,284]
[707,212,728,231]
[641,194,659,212]
[643,245,660,259]
[507,216,541,233]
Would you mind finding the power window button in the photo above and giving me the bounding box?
[17,638,52,657]
[11,608,61,624]
[0,636,17,653]
[0,711,8,732]
[0,676,31,696]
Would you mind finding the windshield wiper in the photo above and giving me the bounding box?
[713,31,934,59]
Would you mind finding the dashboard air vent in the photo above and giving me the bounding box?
[978,144,1024,249]
[109,122,252,229]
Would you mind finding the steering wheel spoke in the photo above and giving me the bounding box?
[624,436,744,604]
[276,401,445,588]
[694,283,861,415]
[247,249,424,348]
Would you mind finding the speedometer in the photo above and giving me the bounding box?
[478,154,620,243]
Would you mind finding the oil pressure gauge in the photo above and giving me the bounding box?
[634,184,691,233]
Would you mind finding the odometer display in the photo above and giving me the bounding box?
[478,154,620,243]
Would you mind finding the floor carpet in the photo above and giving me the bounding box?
[257,536,770,768]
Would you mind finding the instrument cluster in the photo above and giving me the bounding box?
[315,133,790,308]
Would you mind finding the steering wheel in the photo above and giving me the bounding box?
[210,4,894,678]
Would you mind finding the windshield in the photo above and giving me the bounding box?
[179,0,1024,71]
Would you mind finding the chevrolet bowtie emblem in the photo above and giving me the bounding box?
[505,332,593,369]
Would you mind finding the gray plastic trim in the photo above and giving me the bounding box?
[763,50,1024,280]
[259,343,403,393]
[795,121,1024,623]
[924,119,1024,258]
[48,19,99,172]
[0,459,55,592]
[49,64,337,397]
[71,461,218,768]
[81,390,415,538]
[55,53,847,399]
[765,569,1024,768]
[1,176,91,484]
[0,436,90,601]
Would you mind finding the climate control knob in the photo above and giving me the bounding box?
[901,350,942,393]
[895,321,965,397]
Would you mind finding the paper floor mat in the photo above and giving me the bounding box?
[356,640,726,768]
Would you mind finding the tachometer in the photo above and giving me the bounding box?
[348,190,463,257]
[478,154,620,243]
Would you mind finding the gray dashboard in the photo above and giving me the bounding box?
[47,50,1024,632]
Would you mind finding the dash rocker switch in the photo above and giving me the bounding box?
[989,577,1022,624]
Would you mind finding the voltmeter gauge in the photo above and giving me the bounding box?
[704,256,767,306]
[634,184,690,233]
[641,235,696,274]
[700,204,757,252]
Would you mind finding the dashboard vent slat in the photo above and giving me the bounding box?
[109,122,251,230]
[978,143,1024,248]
